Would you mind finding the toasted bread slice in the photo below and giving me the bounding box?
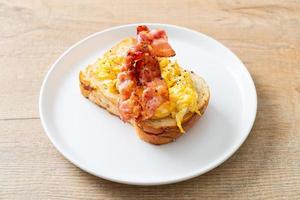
[79,38,210,145]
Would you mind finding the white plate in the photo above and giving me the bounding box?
[39,23,257,185]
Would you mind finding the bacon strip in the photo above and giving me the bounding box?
[117,25,175,122]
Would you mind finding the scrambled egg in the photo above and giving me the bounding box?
[92,54,199,133]
[92,51,123,93]
[154,58,199,132]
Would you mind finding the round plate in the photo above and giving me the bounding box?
[39,23,257,185]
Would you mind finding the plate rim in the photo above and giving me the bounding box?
[39,23,257,185]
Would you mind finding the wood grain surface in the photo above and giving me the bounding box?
[0,0,299,199]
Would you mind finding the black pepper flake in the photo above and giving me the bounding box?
[191,71,194,74]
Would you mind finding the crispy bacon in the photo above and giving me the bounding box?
[118,94,141,121]
[137,25,149,34]
[117,25,175,122]
[117,71,135,99]
[137,26,176,57]
[135,55,161,84]
[141,78,169,119]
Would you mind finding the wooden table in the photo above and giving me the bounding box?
[1,0,299,199]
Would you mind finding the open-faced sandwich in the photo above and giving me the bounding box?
[79,25,210,145]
